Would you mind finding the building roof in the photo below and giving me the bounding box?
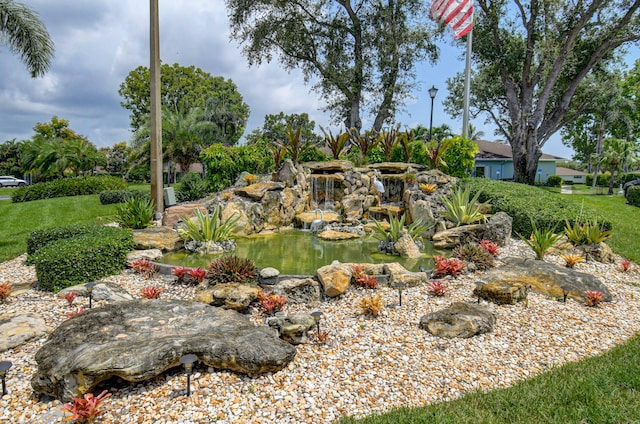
[474,140,565,161]
[555,166,588,176]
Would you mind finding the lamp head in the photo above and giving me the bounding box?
[180,354,197,373]
[0,361,12,377]
[85,282,96,293]
[394,282,406,291]
[310,311,323,323]
[428,85,438,99]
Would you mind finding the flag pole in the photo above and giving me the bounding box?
[462,29,472,139]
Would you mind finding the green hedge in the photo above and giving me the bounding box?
[175,172,208,202]
[11,175,128,203]
[627,186,640,207]
[200,142,275,192]
[464,178,612,236]
[31,227,134,292]
[546,175,563,187]
[99,189,149,205]
[27,223,131,258]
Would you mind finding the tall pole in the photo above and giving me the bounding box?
[428,85,438,142]
[462,30,472,139]
[150,0,163,217]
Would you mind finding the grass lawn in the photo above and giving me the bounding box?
[0,194,118,262]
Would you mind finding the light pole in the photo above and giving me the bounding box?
[428,85,438,141]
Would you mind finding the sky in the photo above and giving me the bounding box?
[0,1,637,159]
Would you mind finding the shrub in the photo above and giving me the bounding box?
[358,294,383,317]
[546,175,563,187]
[127,164,150,183]
[61,389,111,423]
[99,189,149,205]
[439,184,489,226]
[256,289,287,315]
[0,282,12,302]
[113,196,155,229]
[206,255,258,285]
[140,286,164,299]
[32,227,134,292]
[465,178,612,236]
[452,243,495,270]
[11,175,127,203]
[627,186,640,207]
[175,172,208,202]
[428,280,449,296]
[520,219,563,260]
[178,206,238,242]
[432,255,465,277]
[584,290,605,307]
[201,142,274,192]
[27,224,130,259]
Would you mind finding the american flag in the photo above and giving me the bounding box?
[430,0,474,39]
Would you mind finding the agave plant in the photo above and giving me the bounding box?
[438,185,489,226]
[370,214,406,243]
[519,219,563,260]
[178,206,238,243]
[583,218,612,244]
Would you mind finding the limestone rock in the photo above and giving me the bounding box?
[220,201,251,236]
[1,312,47,352]
[58,281,134,303]
[383,262,425,287]
[133,227,182,252]
[316,261,352,297]
[480,257,612,302]
[303,160,353,173]
[31,300,296,401]
[162,203,208,228]
[296,211,341,227]
[234,182,285,200]
[317,230,361,240]
[476,280,529,305]
[579,242,616,264]
[276,159,300,187]
[432,224,485,249]
[127,249,163,262]
[419,302,496,338]
[6,276,37,296]
[260,267,280,279]
[394,233,422,258]
[483,212,512,246]
[270,277,322,304]
[194,283,261,311]
[341,195,364,221]
[266,313,316,344]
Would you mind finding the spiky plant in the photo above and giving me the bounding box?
[452,242,495,270]
[358,294,383,317]
[519,220,563,260]
[178,206,239,243]
[438,185,489,226]
[206,255,258,285]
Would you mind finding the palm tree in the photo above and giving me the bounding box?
[468,124,485,141]
[0,0,55,77]
[595,138,634,195]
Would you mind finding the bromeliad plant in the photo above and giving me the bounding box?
[62,291,77,306]
[479,240,500,256]
[172,266,206,285]
[140,285,164,299]
[256,290,287,315]
[178,207,239,243]
[419,183,437,194]
[428,280,449,297]
[61,389,111,423]
[562,253,585,269]
[621,259,632,272]
[520,219,563,260]
[0,282,13,303]
[452,243,495,271]
[130,258,158,279]
[206,255,258,285]
[564,217,612,246]
[584,290,605,307]
[438,185,489,226]
[65,307,86,319]
[432,255,465,278]
[358,294,383,317]
[370,214,432,244]
[351,265,378,289]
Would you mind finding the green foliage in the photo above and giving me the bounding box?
[11,175,127,202]
[452,242,495,270]
[247,112,322,146]
[26,224,125,258]
[520,220,563,260]
[465,178,612,237]
[178,207,238,242]
[112,196,155,229]
[0,139,23,177]
[99,189,149,205]
[321,127,350,159]
[438,185,489,226]
[31,227,134,292]
[440,136,479,177]
[627,186,640,207]
[546,175,563,187]
[206,255,258,285]
[200,142,274,192]
[300,145,328,163]
[370,214,406,243]
[127,164,150,183]
[174,172,208,202]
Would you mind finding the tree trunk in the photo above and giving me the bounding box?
[608,168,616,195]
[511,128,542,185]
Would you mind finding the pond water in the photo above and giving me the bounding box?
[158,230,443,275]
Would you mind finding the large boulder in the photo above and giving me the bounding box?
[162,203,208,228]
[393,233,422,258]
[483,212,513,246]
[480,257,612,302]
[419,302,496,338]
[58,281,134,303]
[432,224,485,249]
[133,227,182,252]
[476,280,529,305]
[1,312,47,353]
[31,300,296,401]
[316,261,352,297]
[317,229,360,240]
[194,283,261,311]
[234,182,285,200]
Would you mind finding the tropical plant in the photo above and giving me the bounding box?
[61,389,111,423]
[206,255,258,285]
[140,285,164,299]
[584,290,606,307]
[0,0,55,78]
[358,294,383,317]
[562,253,585,269]
[129,258,158,279]
[0,282,12,302]
[351,266,378,289]
[419,183,437,194]
[321,127,350,160]
[113,196,155,229]
[428,280,449,297]
[583,218,613,244]
[424,138,452,170]
[432,256,465,278]
[178,207,238,243]
[256,290,287,315]
[62,291,76,306]
[370,214,405,243]
[520,220,563,260]
[347,129,381,162]
[621,259,632,272]
[175,172,208,202]
[479,240,500,256]
[452,243,495,270]
[439,185,489,226]
[65,307,86,319]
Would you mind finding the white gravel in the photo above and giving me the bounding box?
[1,239,639,424]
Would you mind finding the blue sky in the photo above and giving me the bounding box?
[0,1,637,159]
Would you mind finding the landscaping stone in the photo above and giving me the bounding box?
[476,280,529,305]
[317,229,361,240]
[194,283,261,311]
[58,281,134,303]
[234,182,285,200]
[419,302,496,338]
[393,233,422,258]
[31,300,296,401]
[432,224,485,249]
[579,242,616,264]
[480,257,612,302]
[161,203,208,228]
[126,249,163,262]
[316,261,353,297]
[483,212,513,246]
[383,262,426,287]
[0,312,47,353]
[266,313,316,344]
[270,277,322,304]
[133,227,182,252]
[260,267,280,279]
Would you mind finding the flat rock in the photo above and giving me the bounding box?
[266,313,316,344]
[480,257,612,302]
[194,283,261,311]
[476,280,529,305]
[162,203,208,228]
[296,211,341,226]
[58,281,134,303]
[317,230,361,240]
[1,312,47,353]
[234,182,285,200]
[31,300,296,401]
[127,249,163,262]
[419,302,496,338]
[133,227,182,252]
[432,224,485,249]
[270,277,322,304]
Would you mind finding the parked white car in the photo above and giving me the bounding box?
[0,176,28,187]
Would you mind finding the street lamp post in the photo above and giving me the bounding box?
[428,85,438,141]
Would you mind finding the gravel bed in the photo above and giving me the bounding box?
[1,239,639,424]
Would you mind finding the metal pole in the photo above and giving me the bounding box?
[462,30,473,139]
[150,0,164,217]
[429,96,435,142]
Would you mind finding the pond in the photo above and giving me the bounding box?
[158,230,443,275]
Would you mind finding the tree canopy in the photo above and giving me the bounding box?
[445,0,640,184]
[226,0,438,131]
[0,0,54,77]
[118,63,250,145]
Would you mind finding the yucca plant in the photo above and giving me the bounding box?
[438,185,489,226]
[113,196,155,229]
[519,219,563,260]
[178,206,238,243]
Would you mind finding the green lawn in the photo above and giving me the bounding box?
[0,194,118,262]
